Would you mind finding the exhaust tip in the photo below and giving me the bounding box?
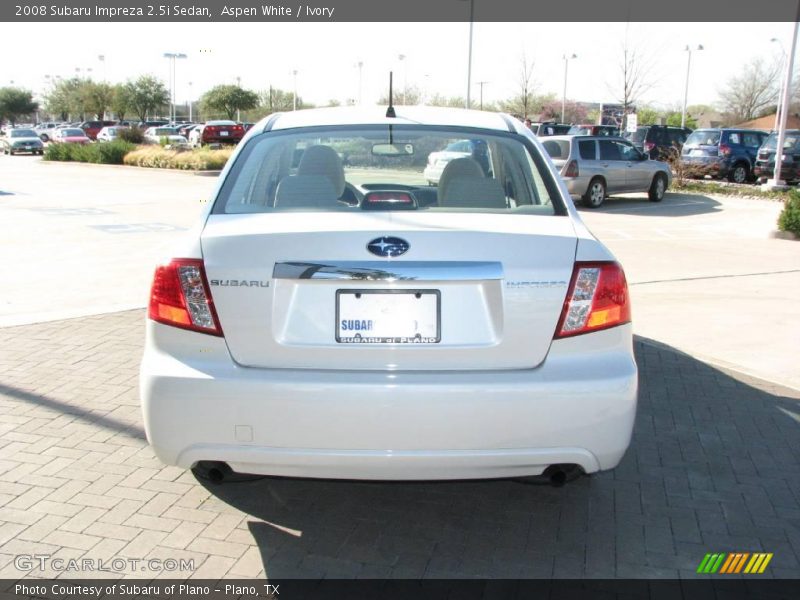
[192,461,266,484]
[513,464,584,486]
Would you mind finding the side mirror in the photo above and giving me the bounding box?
[639,152,649,161]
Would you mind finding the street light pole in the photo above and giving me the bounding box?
[561,54,577,123]
[236,76,241,122]
[398,54,407,105]
[163,52,187,123]
[188,81,193,122]
[476,81,489,110]
[771,37,787,132]
[356,61,363,105]
[681,44,703,129]
[765,20,799,190]
[465,0,474,108]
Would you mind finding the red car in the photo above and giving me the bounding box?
[189,120,244,147]
[52,128,92,144]
[79,120,117,141]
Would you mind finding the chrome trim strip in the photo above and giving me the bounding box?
[273,261,503,281]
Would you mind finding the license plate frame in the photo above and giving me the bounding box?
[335,289,441,344]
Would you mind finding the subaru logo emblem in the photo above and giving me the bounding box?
[367,237,409,258]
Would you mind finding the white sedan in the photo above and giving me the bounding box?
[143,126,189,148]
[140,105,638,484]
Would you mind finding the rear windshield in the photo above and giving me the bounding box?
[542,139,570,159]
[214,126,564,215]
[10,129,37,137]
[762,133,800,150]
[61,129,84,136]
[685,130,720,146]
[629,128,648,143]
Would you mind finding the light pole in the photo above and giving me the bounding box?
[561,53,577,123]
[188,81,193,122]
[771,37,787,132]
[460,0,474,108]
[292,70,298,111]
[764,21,799,190]
[163,52,187,123]
[681,44,703,129]
[236,76,241,122]
[476,81,489,110]
[98,55,106,81]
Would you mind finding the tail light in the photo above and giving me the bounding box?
[644,141,655,152]
[563,159,579,178]
[555,262,631,338]
[719,144,731,157]
[233,125,243,132]
[148,259,223,336]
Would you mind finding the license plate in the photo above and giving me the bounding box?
[220,131,229,136]
[336,290,440,344]
[690,150,706,157]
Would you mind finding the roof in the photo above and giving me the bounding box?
[261,106,519,133]
[734,114,800,130]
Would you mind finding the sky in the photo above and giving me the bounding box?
[3,21,796,113]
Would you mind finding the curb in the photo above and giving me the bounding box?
[770,230,798,241]
[37,158,221,177]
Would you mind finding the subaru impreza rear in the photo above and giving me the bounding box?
[140,106,637,481]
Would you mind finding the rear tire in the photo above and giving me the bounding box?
[648,173,667,202]
[728,162,749,184]
[582,178,606,208]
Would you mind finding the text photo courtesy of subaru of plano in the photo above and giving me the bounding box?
[543,136,671,208]
[140,106,638,485]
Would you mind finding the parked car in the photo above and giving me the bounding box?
[96,126,128,143]
[423,138,491,185]
[34,122,64,142]
[567,124,619,137]
[189,120,245,147]
[542,135,671,207]
[531,122,572,136]
[1,128,44,155]
[140,106,638,484]
[680,128,767,184]
[144,126,189,147]
[176,123,200,138]
[79,120,117,141]
[627,125,692,160]
[137,119,170,129]
[754,130,800,184]
[51,128,91,145]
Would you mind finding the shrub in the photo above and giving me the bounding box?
[123,146,233,170]
[777,191,800,236]
[117,127,145,144]
[44,140,134,165]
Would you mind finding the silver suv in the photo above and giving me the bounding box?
[542,135,671,208]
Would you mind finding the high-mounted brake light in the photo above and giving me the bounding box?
[555,262,631,338]
[148,259,223,336]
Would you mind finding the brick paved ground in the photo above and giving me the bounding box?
[0,310,798,579]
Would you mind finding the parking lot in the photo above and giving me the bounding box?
[0,157,799,579]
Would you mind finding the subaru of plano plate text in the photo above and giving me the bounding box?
[139,106,638,483]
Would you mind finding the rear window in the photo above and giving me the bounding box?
[629,128,648,143]
[762,133,800,150]
[214,126,564,215]
[542,140,570,159]
[686,130,720,146]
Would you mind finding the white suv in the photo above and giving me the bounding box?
[140,106,638,483]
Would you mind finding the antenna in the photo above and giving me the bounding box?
[386,71,396,118]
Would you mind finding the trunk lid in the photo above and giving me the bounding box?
[201,212,578,370]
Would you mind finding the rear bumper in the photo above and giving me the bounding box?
[140,322,638,480]
[682,157,728,177]
[562,176,591,199]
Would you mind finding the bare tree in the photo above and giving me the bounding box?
[497,52,536,118]
[610,33,659,119]
[717,57,781,122]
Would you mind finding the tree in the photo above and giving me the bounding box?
[538,99,588,124]
[378,84,423,106]
[81,82,114,119]
[635,106,660,126]
[200,85,259,120]
[717,58,781,123]
[110,83,132,122]
[124,75,170,122]
[257,86,306,114]
[0,88,38,125]
[45,78,86,121]
[498,52,536,117]
[610,33,659,122]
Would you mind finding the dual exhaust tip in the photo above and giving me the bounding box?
[193,461,583,487]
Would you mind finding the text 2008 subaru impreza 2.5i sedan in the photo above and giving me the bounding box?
[140,106,638,484]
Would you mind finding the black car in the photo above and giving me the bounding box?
[754,130,800,184]
[531,122,572,137]
[628,125,692,160]
[681,128,768,183]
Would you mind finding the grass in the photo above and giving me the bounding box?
[671,178,790,201]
